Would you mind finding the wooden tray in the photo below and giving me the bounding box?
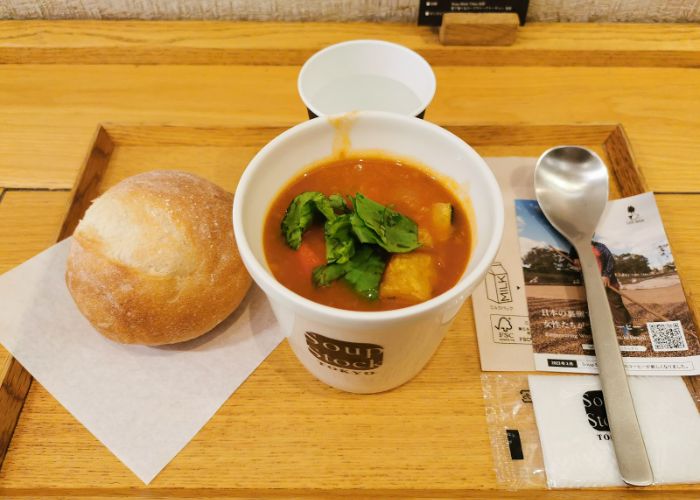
[1,122,698,497]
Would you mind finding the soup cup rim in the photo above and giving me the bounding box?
[233,111,504,326]
[297,39,437,119]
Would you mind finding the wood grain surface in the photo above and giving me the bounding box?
[0,190,70,272]
[0,20,699,498]
[1,64,700,193]
[0,124,115,467]
[0,356,31,466]
[439,13,520,46]
[0,21,699,67]
[0,189,71,467]
[603,125,648,198]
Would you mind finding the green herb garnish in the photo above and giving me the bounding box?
[312,260,348,287]
[281,191,419,301]
[351,194,420,253]
[312,245,387,300]
[328,194,348,212]
[339,245,387,300]
[324,213,356,264]
[281,191,345,249]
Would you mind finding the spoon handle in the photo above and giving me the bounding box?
[577,244,654,486]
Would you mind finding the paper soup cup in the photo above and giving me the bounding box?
[298,40,436,119]
[233,112,503,393]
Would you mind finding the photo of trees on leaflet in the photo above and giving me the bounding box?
[515,196,700,359]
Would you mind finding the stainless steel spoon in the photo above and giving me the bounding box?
[534,146,653,487]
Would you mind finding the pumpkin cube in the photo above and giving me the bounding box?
[380,253,435,303]
[431,202,454,242]
[418,227,434,248]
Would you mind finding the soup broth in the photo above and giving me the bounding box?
[263,156,471,311]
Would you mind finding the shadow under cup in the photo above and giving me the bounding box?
[233,112,503,393]
[298,40,436,120]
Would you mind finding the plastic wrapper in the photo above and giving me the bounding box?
[480,374,546,489]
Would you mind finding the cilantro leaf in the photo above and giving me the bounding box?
[324,214,356,264]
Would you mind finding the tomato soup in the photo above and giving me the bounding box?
[263,156,471,311]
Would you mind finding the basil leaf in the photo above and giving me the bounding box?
[324,214,356,264]
[312,262,347,287]
[342,246,387,301]
[282,192,346,249]
[311,245,387,301]
[328,194,348,212]
[349,212,382,245]
[281,191,324,250]
[313,195,338,221]
[352,194,420,253]
[383,209,420,252]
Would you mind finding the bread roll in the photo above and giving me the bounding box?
[66,170,251,345]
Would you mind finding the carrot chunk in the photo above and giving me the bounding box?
[296,242,325,277]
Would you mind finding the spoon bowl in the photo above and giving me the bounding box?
[534,146,608,239]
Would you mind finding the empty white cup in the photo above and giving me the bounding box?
[233,112,503,393]
[298,40,436,119]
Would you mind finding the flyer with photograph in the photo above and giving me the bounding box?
[515,192,700,375]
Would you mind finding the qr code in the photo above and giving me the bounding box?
[647,321,688,352]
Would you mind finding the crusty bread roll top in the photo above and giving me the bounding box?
[66,170,251,345]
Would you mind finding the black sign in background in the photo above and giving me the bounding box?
[418,0,529,26]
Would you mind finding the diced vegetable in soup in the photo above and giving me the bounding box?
[381,253,436,303]
[263,156,471,311]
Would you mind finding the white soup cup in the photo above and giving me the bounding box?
[233,111,503,393]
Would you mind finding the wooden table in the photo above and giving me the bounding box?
[0,21,699,498]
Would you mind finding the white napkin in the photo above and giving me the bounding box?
[0,239,284,484]
[529,375,700,488]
